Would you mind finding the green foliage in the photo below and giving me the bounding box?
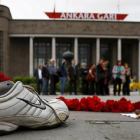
[13,76,37,90]
[13,76,83,93]
[56,81,61,92]
[13,76,23,83]
[31,77,36,83]
[30,83,37,90]
[56,77,83,92]
[22,77,32,85]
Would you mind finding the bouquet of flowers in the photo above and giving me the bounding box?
[57,96,140,113]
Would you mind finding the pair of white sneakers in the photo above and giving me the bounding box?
[0,81,69,135]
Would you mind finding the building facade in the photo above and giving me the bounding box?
[0,5,140,79]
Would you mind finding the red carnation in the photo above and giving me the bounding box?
[103,100,120,112]
[57,96,67,103]
[80,97,89,111]
[87,97,94,111]
[133,102,140,110]
[57,96,137,113]
[118,98,135,112]
[65,98,80,111]
[119,97,127,102]
[87,96,104,112]
[0,72,12,82]
[92,95,101,103]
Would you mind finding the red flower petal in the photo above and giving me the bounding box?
[0,72,12,82]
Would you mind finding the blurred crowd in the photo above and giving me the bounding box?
[34,59,131,96]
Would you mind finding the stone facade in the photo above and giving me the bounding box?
[0,5,140,79]
[0,5,11,76]
[9,37,29,77]
[9,20,140,36]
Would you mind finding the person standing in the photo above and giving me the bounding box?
[68,60,79,95]
[80,63,89,95]
[103,61,110,95]
[112,60,125,96]
[48,59,58,95]
[123,63,131,96]
[60,59,67,95]
[87,64,96,95]
[42,62,50,95]
[96,59,106,95]
[34,64,42,95]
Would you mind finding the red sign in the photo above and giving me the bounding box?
[45,11,128,21]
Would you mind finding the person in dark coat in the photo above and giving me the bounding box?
[48,59,58,95]
[42,62,50,95]
[60,59,67,95]
[80,63,89,95]
[96,59,106,95]
[87,64,96,95]
[34,64,42,95]
[123,63,131,96]
[103,61,110,95]
[68,60,79,95]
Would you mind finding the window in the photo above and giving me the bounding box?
[34,42,51,69]
[100,43,114,74]
[0,31,3,72]
[78,43,91,68]
[100,44,111,61]
[56,43,71,69]
[122,43,132,68]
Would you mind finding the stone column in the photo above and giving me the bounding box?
[29,37,34,78]
[74,38,78,64]
[96,38,100,64]
[118,38,122,60]
[52,37,56,60]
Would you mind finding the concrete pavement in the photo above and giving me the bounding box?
[1,112,140,140]
[42,90,140,103]
[1,92,140,140]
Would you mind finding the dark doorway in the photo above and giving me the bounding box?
[78,43,92,68]
[34,39,51,69]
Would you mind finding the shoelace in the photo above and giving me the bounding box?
[23,85,67,125]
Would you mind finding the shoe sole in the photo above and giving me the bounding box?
[0,113,69,136]
[0,122,19,136]
[32,113,69,129]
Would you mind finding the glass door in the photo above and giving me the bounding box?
[78,43,91,68]
[34,42,51,69]
[122,43,132,69]
[56,43,72,69]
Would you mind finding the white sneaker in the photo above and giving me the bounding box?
[0,81,69,135]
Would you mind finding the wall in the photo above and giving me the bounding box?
[0,5,12,76]
[9,38,29,78]
[9,20,140,36]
